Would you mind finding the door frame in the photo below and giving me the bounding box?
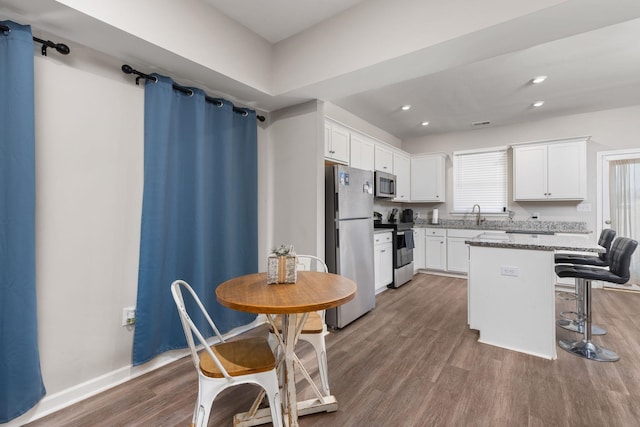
[597,148,640,288]
[597,148,640,236]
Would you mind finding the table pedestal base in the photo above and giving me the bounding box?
[233,396,338,427]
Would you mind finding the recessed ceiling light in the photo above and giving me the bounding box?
[401,105,411,111]
[532,101,545,107]
[421,121,430,126]
[531,76,547,84]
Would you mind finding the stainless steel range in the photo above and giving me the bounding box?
[373,220,414,288]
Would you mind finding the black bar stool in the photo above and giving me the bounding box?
[555,229,616,335]
[555,237,638,362]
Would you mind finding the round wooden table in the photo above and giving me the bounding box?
[216,271,356,427]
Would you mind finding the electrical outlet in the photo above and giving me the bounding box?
[576,203,592,212]
[121,306,136,327]
[500,266,520,277]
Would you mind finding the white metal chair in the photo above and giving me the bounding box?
[171,280,282,427]
[268,255,332,396]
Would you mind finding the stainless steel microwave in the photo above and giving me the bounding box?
[375,170,396,198]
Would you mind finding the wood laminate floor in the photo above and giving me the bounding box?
[26,274,640,426]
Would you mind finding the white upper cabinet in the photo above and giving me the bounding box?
[324,121,350,164]
[410,153,446,202]
[375,144,393,173]
[350,133,375,171]
[513,138,587,201]
[393,151,410,202]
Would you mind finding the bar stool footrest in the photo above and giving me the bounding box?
[558,339,619,362]
[556,318,606,335]
[556,291,577,301]
[559,310,582,322]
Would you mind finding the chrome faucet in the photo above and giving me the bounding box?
[471,204,485,226]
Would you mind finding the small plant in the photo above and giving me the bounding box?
[271,244,295,256]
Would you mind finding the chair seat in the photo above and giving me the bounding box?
[270,312,324,334]
[200,337,276,378]
[554,253,608,267]
[555,264,628,284]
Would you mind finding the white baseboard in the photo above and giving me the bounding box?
[4,317,265,427]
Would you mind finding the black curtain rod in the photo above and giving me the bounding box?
[121,64,266,122]
[0,23,70,56]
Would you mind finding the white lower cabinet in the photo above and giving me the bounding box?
[374,232,393,293]
[417,228,504,275]
[413,228,425,271]
[446,237,469,274]
[425,229,447,271]
[446,229,496,274]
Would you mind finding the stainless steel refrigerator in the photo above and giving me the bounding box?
[325,165,375,328]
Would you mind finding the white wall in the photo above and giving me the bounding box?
[268,100,325,258]
[55,0,273,94]
[324,102,402,148]
[402,105,640,232]
[34,47,143,387]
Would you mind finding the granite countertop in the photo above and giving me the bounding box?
[414,218,590,234]
[465,232,603,252]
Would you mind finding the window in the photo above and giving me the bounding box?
[453,146,508,214]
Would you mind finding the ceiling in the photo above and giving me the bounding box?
[336,17,640,139]
[204,0,640,140]
[2,1,640,141]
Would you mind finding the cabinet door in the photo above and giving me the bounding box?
[425,235,446,270]
[413,229,426,271]
[375,145,393,173]
[513,144,548,200]
[374,243,393,292]
[374,233,393,292]
[393,152,411,201]
[329,125,350,164]
[447,237,469,273]
[374,245,383,290]
[324,122,332,159]
[380,242,393,289]
[547,140,586,199]
[350,133,375,171]
[410,155,445,202]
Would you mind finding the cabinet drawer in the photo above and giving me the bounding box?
[423,228,446,237]
[374,232,393,245]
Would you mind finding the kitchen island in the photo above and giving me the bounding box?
[465,233,604,359]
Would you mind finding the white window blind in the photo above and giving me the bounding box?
[453,147,508,214]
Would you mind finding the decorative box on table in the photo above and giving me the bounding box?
[267,245,297,284]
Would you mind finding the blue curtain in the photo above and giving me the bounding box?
[0,21,46,422]
[133,75,258,365]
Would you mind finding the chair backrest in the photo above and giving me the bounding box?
[171,280,232,379]
[597,228,616,262]
[608,237,638,282]
[296,254,328,273]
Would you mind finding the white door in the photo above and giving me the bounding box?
[598,149,640,287]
